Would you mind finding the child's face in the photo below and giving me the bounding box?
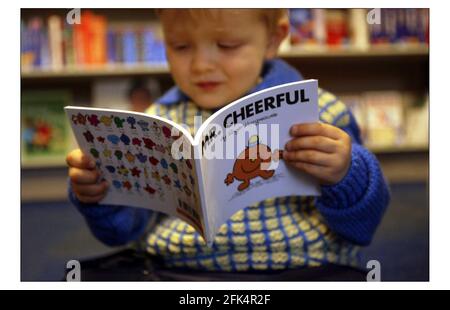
[160,10,281,110]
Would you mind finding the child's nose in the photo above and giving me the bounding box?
[191,47,216,73]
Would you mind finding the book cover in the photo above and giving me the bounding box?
[364,91,405,148]
[22,91,72,167]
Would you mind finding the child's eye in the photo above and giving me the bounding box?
[217,42,242,50]
[171,44,190,51]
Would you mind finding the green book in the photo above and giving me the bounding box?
[21,90,71,167]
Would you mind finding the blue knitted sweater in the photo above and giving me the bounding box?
[69,59,390,271]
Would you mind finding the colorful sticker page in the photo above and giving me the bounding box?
[65,107,205,236]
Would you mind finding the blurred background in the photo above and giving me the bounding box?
[20,8,429,281]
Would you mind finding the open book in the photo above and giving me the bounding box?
[65,79,321,245]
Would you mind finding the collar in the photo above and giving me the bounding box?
[155,58,304,107]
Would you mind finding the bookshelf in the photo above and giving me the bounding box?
[21,8,429,202]
[20,44,428,79]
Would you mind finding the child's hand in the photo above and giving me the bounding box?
[66,149,109,203]
[283,123,351,185]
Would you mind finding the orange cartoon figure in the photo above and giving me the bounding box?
[224,135,282,191]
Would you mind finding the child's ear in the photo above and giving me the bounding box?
[265,16,289,60]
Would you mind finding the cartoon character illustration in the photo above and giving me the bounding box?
[127,116,137,129]
[151,121,162,138]
[112,180,122,189]
[134,182,141,192]
[169,162,178,174]
[162,125,172,139]
[142,137,156,150]
[136,153,147,164]
[125,151,135,164]
[72,113,87,125]
[122,180,132,191]
[83,130,94,143]
[107,134,120,145]
[114,150,123,160]
[105,165,115,173]
[100,115,114,127]
[148,156,159,166]
[117,165,129,176]
[224,135,282,191]
[114,116,125,129]
[120,133,131,146]
[130,167,141,177]
[103,147,112,159]
[151,171,161,182]
[137,120,150,131]
[87,114,100,127]
[132,137,142,147]
[144,184,156,194]
[90,148,99,158]
[162,174,171,185]
[174,179,182,190]
[160,158,169,169]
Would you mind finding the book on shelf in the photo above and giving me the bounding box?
[364,91,405,148]
[369,9,429,45]
[65,80,320,245]
[21,10,167,71]
[21,9,429,73]
[21,90,72,167]
[287,8,429,51]
[339,90,428,150]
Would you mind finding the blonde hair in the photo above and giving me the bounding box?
[156,9,287,32]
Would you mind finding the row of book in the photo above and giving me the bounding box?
[21,9,429,71]
[287,8,429,50]
[340,91,429,149]
[21,10,167,70]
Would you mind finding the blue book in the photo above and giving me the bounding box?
[107,30,117,63]
[123,30,137,64]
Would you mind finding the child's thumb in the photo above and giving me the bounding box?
[82,154,96,169]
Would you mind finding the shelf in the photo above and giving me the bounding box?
[280,44,429,58]
[21,63,170,79]
[21,158,67,169]
[368,144,429,154]
[21,45,428,80]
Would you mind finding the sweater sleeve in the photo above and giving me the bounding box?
[68,181,153,246]
[314,90,390,246]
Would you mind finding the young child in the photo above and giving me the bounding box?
[66,9,389,279]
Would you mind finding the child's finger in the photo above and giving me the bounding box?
[66,149,96,169]
[283,150,333,167]
[290,161,329,180]
[71,180,108,197]
[285,136,337,153]
[290,123,342,140]
[69,167,100,184]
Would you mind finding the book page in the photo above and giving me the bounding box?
[194,80,321,238]
[65,106,206,236]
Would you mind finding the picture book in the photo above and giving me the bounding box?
[22,90,72,167]
[65,79,321,245]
